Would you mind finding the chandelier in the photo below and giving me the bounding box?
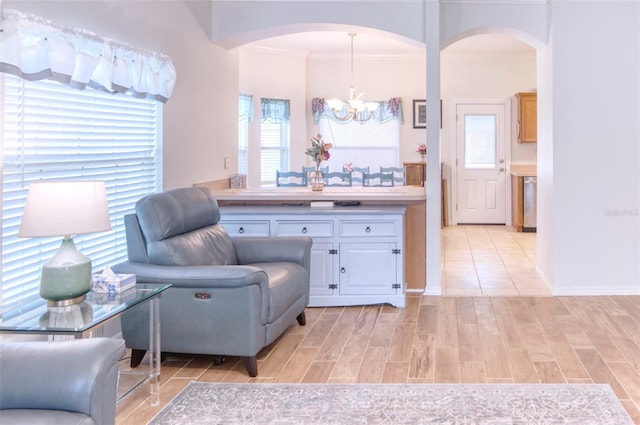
[326,33,379,122]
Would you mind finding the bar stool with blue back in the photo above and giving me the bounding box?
[345,166,369,184]
[362,172,395,187]
[324,171,352,187]
[380,166,406,185]
[276,170,307,187]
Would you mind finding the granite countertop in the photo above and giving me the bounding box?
[212,186,426,202]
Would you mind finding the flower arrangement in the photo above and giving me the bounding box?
[417,143,426,159]
[305,134,332,170]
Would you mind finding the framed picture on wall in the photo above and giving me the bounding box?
[412,99,427,128]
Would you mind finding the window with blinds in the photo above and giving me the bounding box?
[238,118,249,175]
[1,74,162,317]
[317,117,400,172]
[260,98,290,186]
[238,94,253,176]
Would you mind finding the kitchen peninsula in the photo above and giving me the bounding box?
[196,183,427,301]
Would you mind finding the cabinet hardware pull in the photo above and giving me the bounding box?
[301,227,307,233]
[195,292,211,300]
[340,267,346,273]
[238,227,244,233]
[365,226,371,233]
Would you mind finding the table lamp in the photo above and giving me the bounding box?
[18,181,112,306]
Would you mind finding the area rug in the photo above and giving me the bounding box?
[148,382,634,425]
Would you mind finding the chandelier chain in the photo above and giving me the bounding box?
[349,32,356,95]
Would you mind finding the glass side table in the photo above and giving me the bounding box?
[0,284,170,406]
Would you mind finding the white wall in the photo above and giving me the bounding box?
[212,1,426,49]
[549,1,639,294]
[536,39,554,287]
[439,1,549,49]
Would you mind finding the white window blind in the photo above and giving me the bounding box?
[318,118,400,172]
[1,74,162,317]
[238,94,253,175]
[238,118,249,175]
[260,98,290,186]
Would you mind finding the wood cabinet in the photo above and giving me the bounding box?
[511,174,524,231]
[511,173,537,232]
[403,162,426,186]
[516,92,537,143]
[219,206,406,308]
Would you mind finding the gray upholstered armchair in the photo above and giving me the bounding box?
[112,187,312,377]
[0,337,125,425]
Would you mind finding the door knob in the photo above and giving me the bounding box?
[499,168,505,172]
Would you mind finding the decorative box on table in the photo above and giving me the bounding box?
[92,267,136,293]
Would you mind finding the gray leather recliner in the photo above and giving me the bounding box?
[112,187,312,377]
[0,337,125,425]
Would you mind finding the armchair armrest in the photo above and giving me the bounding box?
[111,262,270,291]
[0,338,125,424]
[232,237,312,269]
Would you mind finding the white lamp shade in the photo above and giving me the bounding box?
[19,180,112,238]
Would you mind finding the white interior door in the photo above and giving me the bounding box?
[455,103,507,224]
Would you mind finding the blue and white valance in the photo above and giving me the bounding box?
[0,9,176,103]
[312,97,403,124]
[261,98,290,123]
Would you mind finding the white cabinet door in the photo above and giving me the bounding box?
[309,241,336,296]
[339,242,398,295]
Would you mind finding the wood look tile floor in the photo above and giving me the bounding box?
[116,226,640,424]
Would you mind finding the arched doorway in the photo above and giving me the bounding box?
[439,30,551,295]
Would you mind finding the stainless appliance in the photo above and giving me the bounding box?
[523,176,537,232]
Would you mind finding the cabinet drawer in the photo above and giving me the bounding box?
[220,220,270,237]
[275,220,333,237]
[339,220,397,237]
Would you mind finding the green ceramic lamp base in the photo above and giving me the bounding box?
[40,237,92,305]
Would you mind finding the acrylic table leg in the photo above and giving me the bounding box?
[148,294,161,406]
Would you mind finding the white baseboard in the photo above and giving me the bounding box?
[421,288,442,296]
[552,284,640,296]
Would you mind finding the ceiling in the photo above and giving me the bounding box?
[248,32,535,57]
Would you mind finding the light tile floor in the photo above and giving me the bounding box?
[441,225,551,296]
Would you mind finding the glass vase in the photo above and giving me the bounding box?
[309,169,324,192]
